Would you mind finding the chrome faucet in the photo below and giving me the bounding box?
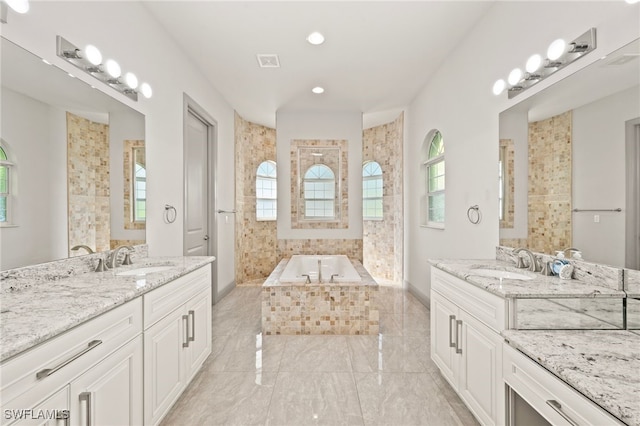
[318,258,322,283]
[512,248,539,272]
[71,245,94,254]
[108,245,133,269]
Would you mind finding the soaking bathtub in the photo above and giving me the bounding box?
[261,255,379,335]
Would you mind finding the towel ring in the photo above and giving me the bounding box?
[164,204,177,224]
[467,205,481,225]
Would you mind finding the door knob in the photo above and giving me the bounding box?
[203,235,209,241]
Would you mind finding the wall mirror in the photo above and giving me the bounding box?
[290,139,348,229]
[498,38,639,270]
[0,37,146,270]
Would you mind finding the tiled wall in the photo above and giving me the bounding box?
[234,113,278,284]
[290,139,349,229]
[362,113,404,282]
[66,113,110,255]
[527,111,573,254]
[276,239,363,262]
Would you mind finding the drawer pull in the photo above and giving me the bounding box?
[182,314,189,348]
[449,315,456,348]
[546,399,579,426]
[455,320,463,354]
[188,310,195,342]
[36,340,103,380]
[79,392,91,426]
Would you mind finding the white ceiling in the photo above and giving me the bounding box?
[142,1,495,128]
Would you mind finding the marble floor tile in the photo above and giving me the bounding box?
[266,372,364,425]
[279,335,353,372]
[160,286,479,426]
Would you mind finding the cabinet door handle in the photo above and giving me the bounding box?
[455,320,463,354]
[79,392,91,426]
[182,314,189,348]
[448,315,456,348]
[36,340,103,380]
[188,310,195,342]
[546,400,579,426]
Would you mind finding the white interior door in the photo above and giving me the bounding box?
[184,109,210,256]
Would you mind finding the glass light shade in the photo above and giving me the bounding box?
[312,86,325,94]
[124,72,139,89]
[492,79,506,96]
[307,32,325,45]
[526,54,542,73]
[5,0,29,13]
[84,45,102,66]
[105,59,121,78]
[140,82,153,99]
[547,39,567,61]
[508,68,523,86]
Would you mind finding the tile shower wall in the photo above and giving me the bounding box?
[362,113,404,282]
[234,113,278,284]
[527,111,572,254]
[277,239,363,262]
[67,113,110,254]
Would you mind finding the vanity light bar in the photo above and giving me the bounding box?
[496,28,597,99]
[56,36,152,102]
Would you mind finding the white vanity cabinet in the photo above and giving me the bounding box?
[143,265,212,426]
[0,299,143,426]
[431,268,507,426]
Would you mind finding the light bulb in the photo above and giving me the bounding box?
[312,86,325,94]
[492,79,506,96]
[84,45,102,66]
[105,59,121,78]
[140,82,153,99]
[125,72,138,89]
[547,39,567,61]
[307,32,325,45]
[508,68,523,86]
[5,0,29,14]
[526,54,542,73]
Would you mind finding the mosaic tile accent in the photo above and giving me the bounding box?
[499,238,528,248]
[234,113,278,284]
[66,113,110,255]
[277,239,363,263]
[262,258,379,335]
[110,239,145,249]
[499,139,515,229]
[123,140,145,230]
[362,113,403,282]
[290,139,349,229]
[527,111,572,254]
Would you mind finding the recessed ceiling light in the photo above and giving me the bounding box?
[307,32,325,45]
[311,86,325,94]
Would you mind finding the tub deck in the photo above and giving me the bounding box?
[261,258,379,335]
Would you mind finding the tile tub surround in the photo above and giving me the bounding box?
[262,258,379,335]
[502,329,640,426]
[0,255,214,362]
[429,259,625,299]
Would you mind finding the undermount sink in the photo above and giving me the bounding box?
[470,268,534,281]
[115,266,174,276]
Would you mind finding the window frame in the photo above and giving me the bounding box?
[362,161,383,221]
[256,160,277,221]
[133,161,146,223]
[422,130,445,229]
[0,144,14,226]
[303,164,336,220]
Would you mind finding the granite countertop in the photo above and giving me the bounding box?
[429,259,625,299]
[0,256,215,362]
[502,330,640,426]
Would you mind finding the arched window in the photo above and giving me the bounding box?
[363,161,383,220]
[303,164,335,219]
[134,161,146,222]
[256,160,277,220]
[0,144,13,224]
[422,130,445,227]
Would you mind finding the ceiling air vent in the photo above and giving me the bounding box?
[256,54,280,68]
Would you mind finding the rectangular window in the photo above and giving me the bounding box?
[0,163,9,223]
[256,175,277,221]
[426,159,445,226]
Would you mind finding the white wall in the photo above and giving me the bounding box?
[2,2,236,296]
[0,89,68,269]
[109,109,145,242]
[276,110,363,239]
[405,1,639,301]
[573,86,639,267]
